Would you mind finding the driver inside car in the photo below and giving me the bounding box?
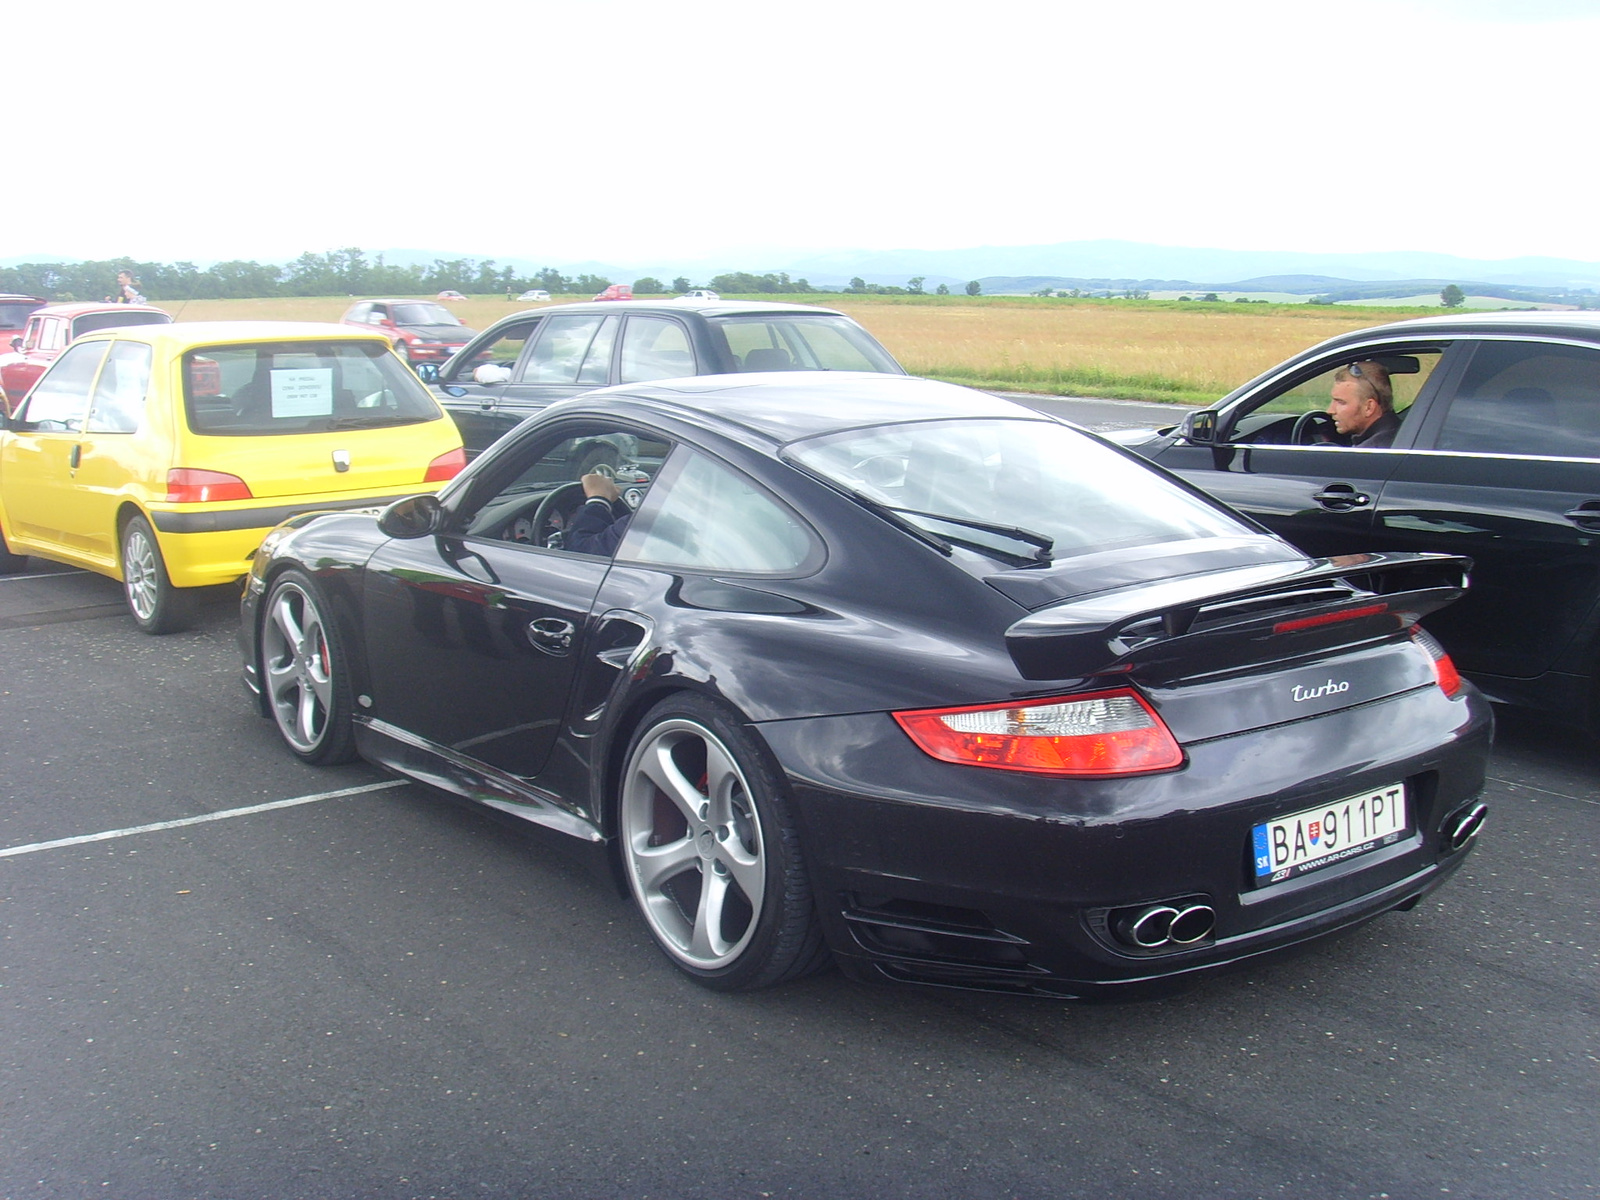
[1327,360,1400,448]
[567,470,633,555]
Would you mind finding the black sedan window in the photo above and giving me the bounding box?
[711,315,900,373]
[789,417,1245,563]
[1436,341,1600,457]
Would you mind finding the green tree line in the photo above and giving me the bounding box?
[0,249,624,302]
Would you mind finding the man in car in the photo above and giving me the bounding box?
[567,471,632,554]
[1327,360,1399,447]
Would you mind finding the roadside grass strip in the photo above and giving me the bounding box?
[0,780,406,858]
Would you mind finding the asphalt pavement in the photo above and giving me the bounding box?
[0,398,1594,1200]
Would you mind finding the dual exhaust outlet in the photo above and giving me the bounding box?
[1111,900,1216,950]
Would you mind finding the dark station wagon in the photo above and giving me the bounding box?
[1111,310,1600,728]
[432,299,905,458]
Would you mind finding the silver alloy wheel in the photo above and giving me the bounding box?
[122,523,159,621]
[620,718,766,970]
[262,579,335,754]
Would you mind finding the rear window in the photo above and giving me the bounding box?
[184,340,444,436]
[391,302,461,326]
[710,314,901,373]
[786,417,1246,564]
[72,310,171,338]
[0,301,39,329]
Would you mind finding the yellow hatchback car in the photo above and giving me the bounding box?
[0,322,465,632]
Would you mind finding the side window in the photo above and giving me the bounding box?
[1436,341,1600,457]
[346,303,369,323]
[21,317,43,352]
[575,315,618,385]
[447,318,542,382]
[522,314,614,385]
[85,341,152,433]
[369,305,390,323]
[1225,350,1445,446]
[629,450,814,572]
[459,426,672,553]
[40,318,67,352]
[19,340,106,431]
[619,316,695,382]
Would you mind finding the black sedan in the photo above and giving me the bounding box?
[432,298,904,457]
[241,374,1491,997]
[1110,310,1600,729]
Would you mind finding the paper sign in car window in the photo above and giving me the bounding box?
[270,368,334,417]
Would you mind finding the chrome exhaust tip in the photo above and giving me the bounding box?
[1112,901,1216,950]
[1442,802,1488,853]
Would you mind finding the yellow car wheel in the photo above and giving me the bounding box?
[121,515,193,635]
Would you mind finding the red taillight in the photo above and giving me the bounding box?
[424,447,467,482]
[893,688,1183,776]
[1412,628,1464,697]
[166,468,253,503]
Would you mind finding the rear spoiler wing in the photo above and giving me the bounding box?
[1004,552,1470,682]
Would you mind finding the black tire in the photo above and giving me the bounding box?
[120,514,192,634]
[617,694,830,991]
[0,520,26,575]
[258,570,358,765]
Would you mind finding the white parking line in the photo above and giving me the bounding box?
[0,780,407,858]
[0,570,87,582]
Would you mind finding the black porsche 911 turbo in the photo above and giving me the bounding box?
[240,373,1491,998]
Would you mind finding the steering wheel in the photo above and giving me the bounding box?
[529,481,587,548]
[1291,410,1338,445]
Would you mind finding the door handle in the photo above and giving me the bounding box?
[527,617,575,655]
[1562,501,1600,530]
[68,444,81,470]
[1311,484,1371,511]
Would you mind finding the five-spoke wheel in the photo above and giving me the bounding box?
[619,696,827,990]
[261,571,357,764]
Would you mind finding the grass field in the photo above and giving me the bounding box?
[162,294,1438,405]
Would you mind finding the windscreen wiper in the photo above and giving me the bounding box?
[880,505,1054,563]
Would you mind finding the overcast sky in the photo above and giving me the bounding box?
[14,0,1600,268]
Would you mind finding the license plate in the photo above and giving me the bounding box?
[1252,783,1408,884]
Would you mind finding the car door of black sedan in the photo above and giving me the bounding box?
[1371,337,1600,683]
[1147,346,1460,559]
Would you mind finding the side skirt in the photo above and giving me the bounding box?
[355,717,604,843]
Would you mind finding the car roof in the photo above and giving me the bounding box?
[75,321,392,351]
[490,298,849,321]
[0,294,46,304]
[566,372,1053,447]
[29,301,169,319]
[1330,309,1600,344]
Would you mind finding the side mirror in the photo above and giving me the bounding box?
[473,364,512,386]
[1182,410,1217,444]
[9,336,20,351]
[378,493,444,539]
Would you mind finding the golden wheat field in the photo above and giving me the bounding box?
[161,295,1405,404]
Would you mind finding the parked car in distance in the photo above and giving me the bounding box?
[593,284,633,301]
[437,290,467,301]
[2,301,173,412]
[678,289,719,301]
[1109,310,1600,729]
[0,294,47,347]
[517,289,552,302]
[341,299,475,369]
[0,321,464,633]
[243,372,1489,996]
[434,298,906,457]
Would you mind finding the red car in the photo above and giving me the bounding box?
[1,301,172,412]
[0,294,47,350]
[592,283,634,301]
[341,298,475,368]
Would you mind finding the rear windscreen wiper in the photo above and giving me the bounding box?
[880,505,1054,563]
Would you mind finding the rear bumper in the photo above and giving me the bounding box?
[152,490,431,587]
[756,684,1493,998]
